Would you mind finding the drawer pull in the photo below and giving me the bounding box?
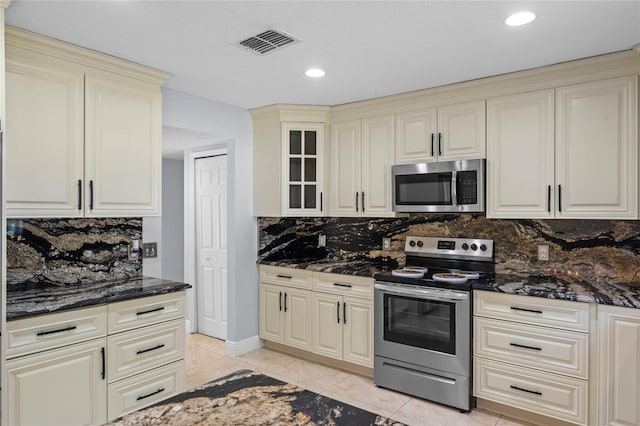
[136,388,165,401]
[510,306,543,315]
[136,344,165,355]
[510,385,542,396]
[510,342,542,351]
[136,307,165,316]
[333,283,353,288]
[36,325,77,337]
[276,274,292,279]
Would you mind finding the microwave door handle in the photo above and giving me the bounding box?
[451,170,457,206]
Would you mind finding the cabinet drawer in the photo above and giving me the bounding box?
[7,305,108,359]
[474,290,589,332]
[107,319,185,382]
[108,292,186,334]
[474,358,587,425]
[475,317,588,379]
[259,265,313,289]
[107,360,185,421]
[313,272,373,299]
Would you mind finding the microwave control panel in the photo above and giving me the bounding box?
[457,171,478,204]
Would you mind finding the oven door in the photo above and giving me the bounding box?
[374,281,470,376]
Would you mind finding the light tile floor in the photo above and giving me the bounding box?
[185,333,530,426]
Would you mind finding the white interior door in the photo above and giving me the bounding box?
[195,155,228,339]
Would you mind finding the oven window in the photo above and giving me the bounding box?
[395,173,452,205]
[383,293,456,354]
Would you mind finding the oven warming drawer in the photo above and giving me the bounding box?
[374,355,471,411]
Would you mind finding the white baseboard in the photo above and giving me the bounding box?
[185,319,195,333]
[225,335,262,356]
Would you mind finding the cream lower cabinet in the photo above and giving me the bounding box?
[474,291,590,425]
[259,283,312,351]
[311,293,373,367]
[597,304,640,426]
[259,266,374,369]
[5,291,187,425]
[5,27,164,218]
[259,265,313,351]
[331,116,395,217]
[7,338,107,426]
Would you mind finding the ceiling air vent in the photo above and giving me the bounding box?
[239,27,299,55]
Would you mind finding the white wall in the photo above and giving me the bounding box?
[162,88,258,352]
[161,158,184,282]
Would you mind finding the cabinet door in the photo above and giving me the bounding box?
[437,100,486,161]
[259,284,284,343]
[362,115,395,217]
[486,90,555,218]
[283,288,312,351]
[342,297,373,367]
[85,71,161,216]
[395,108,437,164]
[282,123,325,216]
[331,120,361,216]
[7,338,107,426]
[312,293,343,360]
[5,58,84,217]
[556,76,637,219]
[598,305,640,426]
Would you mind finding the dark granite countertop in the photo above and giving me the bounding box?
[258,260,640,309]
[7,276,192,321]
[258,259,393,277]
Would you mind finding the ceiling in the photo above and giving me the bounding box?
[5,1,640,112]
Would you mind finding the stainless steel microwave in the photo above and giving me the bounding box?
[392,159,485,213]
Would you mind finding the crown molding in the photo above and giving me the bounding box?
[5,25,167,85]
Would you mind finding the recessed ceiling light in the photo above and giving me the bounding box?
[505,11,536,27]
[305,68,325,78]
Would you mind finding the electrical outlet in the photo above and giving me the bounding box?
[382,238,391,250]
[318,234,326,248]
[537,245,549,261]
[143,242,158,258]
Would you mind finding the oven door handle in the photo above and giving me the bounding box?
[374,282,468,302]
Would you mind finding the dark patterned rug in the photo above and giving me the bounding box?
[107,369,407,425]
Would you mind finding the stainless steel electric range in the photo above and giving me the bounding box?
[373,236,495,412]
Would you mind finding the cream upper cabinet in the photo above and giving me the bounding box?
[395,100,485,164]
[84,72,161,216]
[597,304,640,426]
[282,123,325,216]
[330,115,395,217]
[252,106,329,217]
[4,27,165,218]
[487,90,555,218]
[5,57,85,217]
[555,76,637,219]
[488,76,637,219]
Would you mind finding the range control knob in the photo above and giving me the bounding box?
[417,241,424,248]
[409,240,416,247]
[480,244,487,251]
[461,243,469,250]
[470,243,478,251]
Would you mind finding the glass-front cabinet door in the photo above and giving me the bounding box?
[282,123,325,216]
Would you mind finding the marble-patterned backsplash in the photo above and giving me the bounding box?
[258,215,640,286]
[7,218,142,291]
